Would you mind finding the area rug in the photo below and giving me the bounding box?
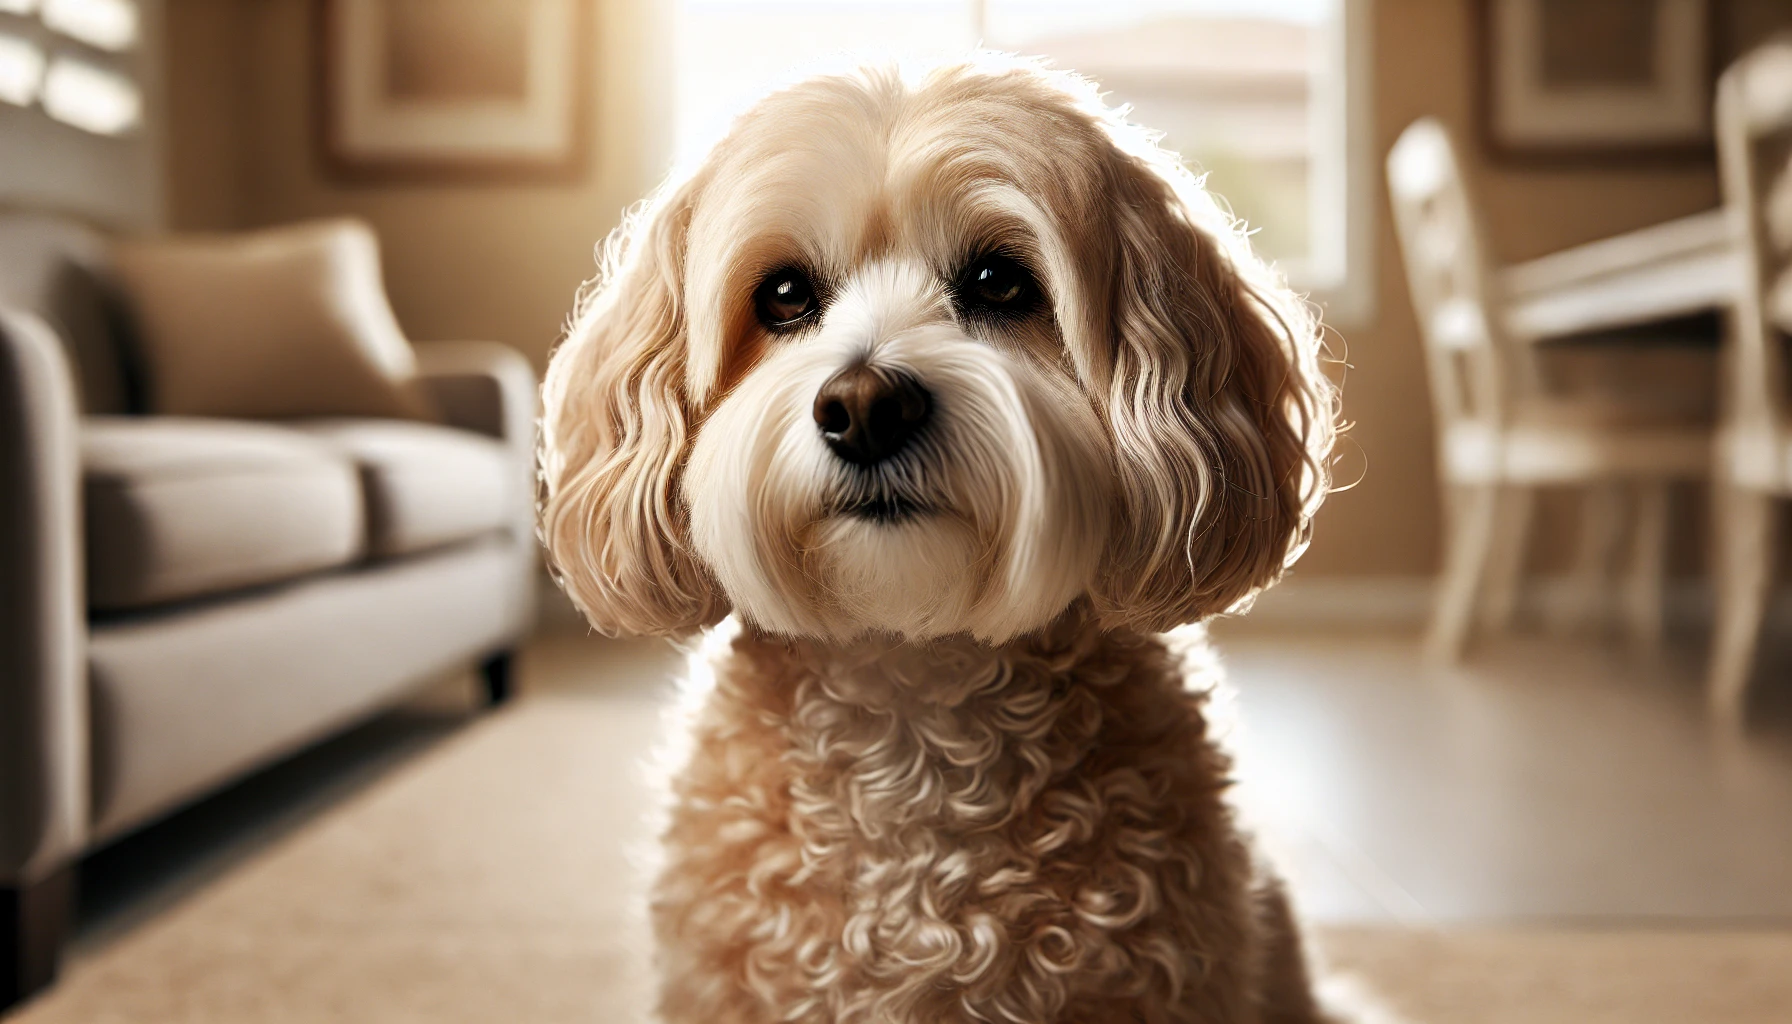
[8,696,1790,1023]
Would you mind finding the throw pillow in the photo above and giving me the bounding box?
[112,219,435,420]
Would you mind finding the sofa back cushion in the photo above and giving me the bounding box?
[0,211,142,414]
[112,220,435,421]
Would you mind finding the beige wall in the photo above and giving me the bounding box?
[164,0,671,373]
[162,0,1764,578]
[164,0,248,231]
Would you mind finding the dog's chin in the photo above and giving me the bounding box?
[802,507,989,642]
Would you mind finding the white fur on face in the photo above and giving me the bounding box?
[684,261,1110,644]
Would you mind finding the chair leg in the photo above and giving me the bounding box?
[1709,487,1777,725]
[1478,485,1535,634]
[2,867,73,1012]
[1427,484,1499,664]
[1559,483,1626,636]
[478,650,516,707]
[1620,482,1671,652]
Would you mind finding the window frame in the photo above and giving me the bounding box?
[1290,0,1374,328]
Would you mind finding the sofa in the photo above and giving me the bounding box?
[0,212,539,1008]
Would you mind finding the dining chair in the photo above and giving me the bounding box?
[1709,39,1792,723]
[1387,118,1712,664]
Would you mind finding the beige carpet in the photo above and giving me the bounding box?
[8,696,1791,1023]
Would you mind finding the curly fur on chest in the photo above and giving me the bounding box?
[651,616,1318,1024]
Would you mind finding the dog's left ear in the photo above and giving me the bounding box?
[1085,143,1337,633]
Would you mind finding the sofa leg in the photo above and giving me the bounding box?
[2,866,73,1011]
[478,650,516,706]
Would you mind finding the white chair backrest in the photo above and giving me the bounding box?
[1717,38,1792,438]
[1387,118,1529,447]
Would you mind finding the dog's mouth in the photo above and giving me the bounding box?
[838,493,931,523]
[828,462,939,525]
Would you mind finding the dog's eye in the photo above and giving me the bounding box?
[755,268,818,328]
[956,253,1039,316]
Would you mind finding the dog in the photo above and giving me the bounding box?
[540,57,1341,1024]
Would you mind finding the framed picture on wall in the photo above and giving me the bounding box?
[1476,0,1717,162]
[315,0,590,182]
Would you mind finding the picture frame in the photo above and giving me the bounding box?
[1476,0,1719,163]
[314,0,590,183]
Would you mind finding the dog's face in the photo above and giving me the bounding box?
[541,60,1334,644]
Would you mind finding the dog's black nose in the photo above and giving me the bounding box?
[812,365,931,467]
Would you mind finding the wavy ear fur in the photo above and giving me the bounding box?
[1088,135,1337,633]
[539,175,729,636]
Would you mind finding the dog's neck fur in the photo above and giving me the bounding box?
[718,606,1215,841]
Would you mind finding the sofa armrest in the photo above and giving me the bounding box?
[0,308,88,885]
[413,341,539,584]
[413,341,537,452]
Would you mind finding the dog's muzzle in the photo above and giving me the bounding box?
[813,364,935,522]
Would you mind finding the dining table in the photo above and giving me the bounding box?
[1494,207,1747,346]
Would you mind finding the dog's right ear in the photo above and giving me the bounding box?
[539,175,729,636]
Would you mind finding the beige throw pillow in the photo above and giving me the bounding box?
[113,219,434,420]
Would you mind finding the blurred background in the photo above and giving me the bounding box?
[6,1,1792,1022]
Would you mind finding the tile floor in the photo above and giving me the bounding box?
[1211,625,1792,925]
[71,617,1792,965]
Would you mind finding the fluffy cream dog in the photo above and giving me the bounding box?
[541,57,1342,1024]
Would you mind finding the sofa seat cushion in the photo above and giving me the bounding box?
[84,418,364,612]
[295,420,515,558]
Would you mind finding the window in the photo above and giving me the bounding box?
[0,0,143,135]
[41,0,140,52]
[675,0,1372,322]
[41,52,138,134]
[0,31,46,106]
